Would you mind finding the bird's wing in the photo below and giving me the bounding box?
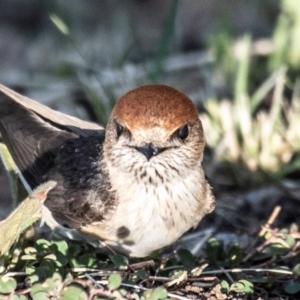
[0,84,113,230]
[0,98,77,189]
[0,84,104,137]
[44,135,114,227]
[0,83,104,189]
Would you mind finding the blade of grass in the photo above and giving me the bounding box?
[148,0,179,82]
[0,144,18,209]
[269,66,286,138]
[234,35,251,104]
[251,68,283,112]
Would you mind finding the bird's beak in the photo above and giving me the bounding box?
[135,143,166,161]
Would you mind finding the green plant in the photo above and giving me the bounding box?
[203,15,300,185]
[201,65,299,174]
[269,0,300,73]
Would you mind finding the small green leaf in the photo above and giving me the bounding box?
[0,276,17,294]
[238,279,254,293]
[51,240,68,256]
[151,287,168,300]
[290,223,298,233]
[30,283,47,297]
[206,238,225,261]
[131,292,141,300]
[28,274,40,284]
[110,255,128,270]
[10,295,27,300]
[26,266,36,275]
[49,14,69,36]
[135,270,149,280]
[50,240,69,267]
[24,247,37,255]
[44,253,57,261]
[35,239,52,253]
[31,291,49,300]
[219,280,230,293]
[61,284,88,300]
[230,281,245,293]
[285,282,300,294]
[108,273,122,290]
[21,254,37,261]
[143,289,152,299]
[285,235,296,247]
[78,253,97,268]
[0,182,56,257]
[230,279,254,294]
[144,287,168,300]
[263,243,289,255]
[44,272,63,291]
[177,248,195,267]
[293,264,300,278]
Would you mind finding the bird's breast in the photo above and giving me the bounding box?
[98,164,206,257]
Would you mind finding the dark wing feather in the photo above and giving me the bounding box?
[45,135,115,227]
[0,84,104,136]
[0,84,114,228]
[0,100,77,188]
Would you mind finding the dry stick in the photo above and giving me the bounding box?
[150,258,169,287]
[85,273,105,289]
[202,268,292,276]
[129,260,155,270]
[243,205,282,262]
[259,206,282,237]
[220,266,235,284]
[15,288,32,295]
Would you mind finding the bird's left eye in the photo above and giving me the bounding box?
[177,124,189,140]
[116,123,124,137]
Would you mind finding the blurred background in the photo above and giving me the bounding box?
[1,0,300,241]
[0,0,279,113]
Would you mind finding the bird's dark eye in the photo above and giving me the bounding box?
[116,123,124,138]
[178,124,189,140]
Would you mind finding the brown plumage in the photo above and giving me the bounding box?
[113,85,199,134]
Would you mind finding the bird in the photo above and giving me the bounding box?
[0,83,215,257]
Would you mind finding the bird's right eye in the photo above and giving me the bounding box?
[177,124,189,140]
[116,123,124,138]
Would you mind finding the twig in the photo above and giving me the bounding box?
[259,206,282,237]
[202,267,292,276]
[76,270,123,278]
[85,273,105,289]
[129,260,155,270]
[4,272,27,277]
[71,267,107,273]
[15,288,32,295]
[220,266,235,284]
[244,205,282,262]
